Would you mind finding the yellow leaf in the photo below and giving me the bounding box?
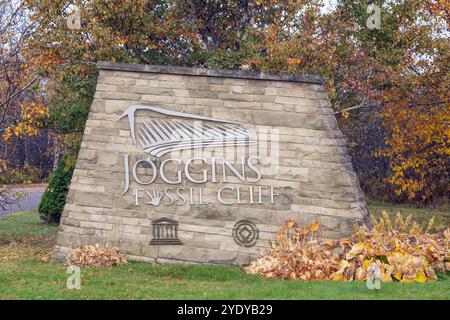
[355,267,366,281]
[392,271,402,281]
[362,258,374,269]
[415,270,427,283]
[341,109,349,119]
[346,242,364,259]
[310,221,320,233]
[286,58,301,65]
[324,241,335,249]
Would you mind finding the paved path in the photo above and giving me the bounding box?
[0,188,45,217]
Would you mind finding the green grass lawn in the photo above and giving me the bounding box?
[0,208,449,300]
[0,211,58,244]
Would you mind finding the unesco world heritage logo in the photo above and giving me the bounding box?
[150,218,182,245]
[232,220,259,247]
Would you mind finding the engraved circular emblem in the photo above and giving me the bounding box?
[232,220,259,247]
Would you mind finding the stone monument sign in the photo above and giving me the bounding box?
[53,62,369,265]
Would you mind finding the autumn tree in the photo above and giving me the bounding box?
[232,0,449,203]
[377,1,449,202]
[17,0,450,204]
[328,0,449,203]
[0,0,46,140]
[0,0,49,208]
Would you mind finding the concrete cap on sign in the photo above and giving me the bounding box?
[97,61,324,85]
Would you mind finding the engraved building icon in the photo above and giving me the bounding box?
[150,218,182,245]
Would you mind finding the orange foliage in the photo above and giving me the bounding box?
[242,0,449,202]
[3,101,47,141]
[245,214,450,282]
[15,0,449,202]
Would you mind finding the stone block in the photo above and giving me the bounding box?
[158,246,208,263]
[74,191,113,209]
[54,62,369,266]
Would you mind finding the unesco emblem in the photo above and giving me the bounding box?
[232,220,259,247]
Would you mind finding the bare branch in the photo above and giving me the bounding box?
[334,97,368,115]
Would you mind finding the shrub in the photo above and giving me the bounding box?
[38,156,74,223]
[0,160,47,185]
[328,213,450,282]
[244,219,340,280]
[244,212,450,282]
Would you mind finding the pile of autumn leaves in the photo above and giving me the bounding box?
[244,212,449,282]
[67,244,127,268]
